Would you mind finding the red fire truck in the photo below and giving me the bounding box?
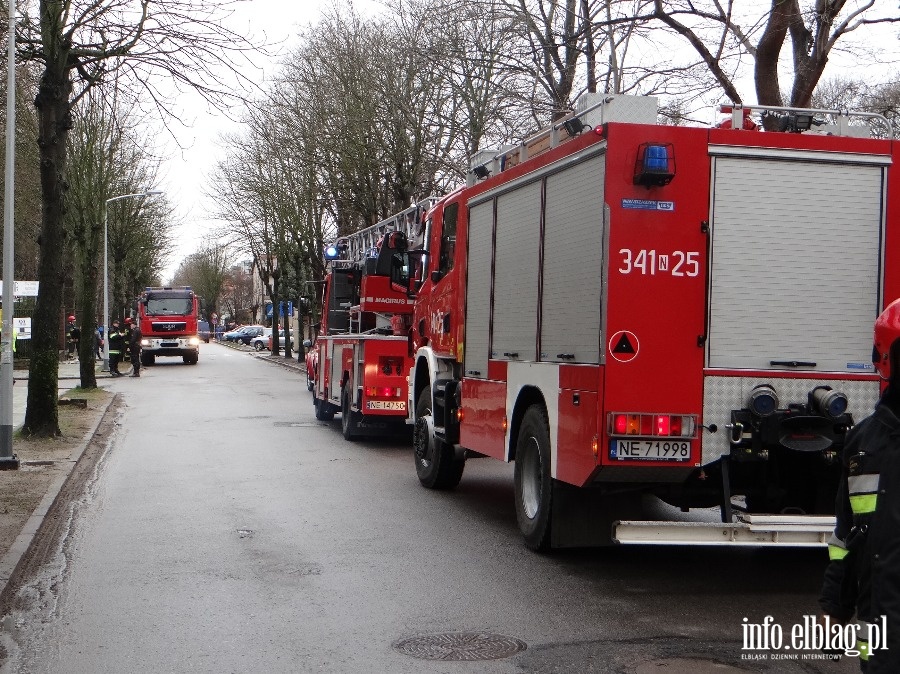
[390,95,899,549]
[305,200,436,440]
[135,286,202,365]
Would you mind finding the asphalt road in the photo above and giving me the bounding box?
[0,344,860,673]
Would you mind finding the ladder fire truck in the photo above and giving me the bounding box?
[388,94,899,549]
[305,199,436,440]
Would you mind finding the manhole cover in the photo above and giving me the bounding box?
[393,632,526,661]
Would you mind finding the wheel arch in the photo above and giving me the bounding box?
[508,386,547,463]
[410,347,456,418]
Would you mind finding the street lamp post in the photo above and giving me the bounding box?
[102,191,162,372]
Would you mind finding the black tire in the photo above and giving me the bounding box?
[341,387,359,441]
[314,396,334,421]
[514,405,553,551]
[140,353,155,366]
[414,387,464,489]
[254,341,264,351]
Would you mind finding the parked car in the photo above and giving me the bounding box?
[266,329,290,351]
[223,325,264,344]
[198,320,211,343]
[250,328,278,351]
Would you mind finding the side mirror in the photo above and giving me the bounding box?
[431,270,443,284]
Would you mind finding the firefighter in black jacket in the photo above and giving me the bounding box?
[107,319,125,377]
[820,298,900,672]
[125,317,142,377]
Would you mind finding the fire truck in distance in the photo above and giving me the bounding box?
[136,286,202,365]
[304,200,436,440]
[387,94,898,549]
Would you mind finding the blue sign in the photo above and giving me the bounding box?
[622,199,675,211]
[266,302,294,318]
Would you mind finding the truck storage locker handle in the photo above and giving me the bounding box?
[466,370,481,376]
[770,360,817,367]
[557,353,575,360]
[503,352,519,358]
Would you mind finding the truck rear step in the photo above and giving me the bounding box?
[613,514,835,547]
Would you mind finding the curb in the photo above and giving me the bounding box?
[215,339,308,376]
[254,353,307,375]
[0,393,117,593]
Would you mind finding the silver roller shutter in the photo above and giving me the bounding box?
[708,157,884,372]
[464,202,493,377]
[493,181,542,361]
[541,154,605,363]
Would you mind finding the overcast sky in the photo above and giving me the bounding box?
[156,1,897,282]
[158,0,380,281]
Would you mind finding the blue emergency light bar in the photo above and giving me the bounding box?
[634,143,675,187]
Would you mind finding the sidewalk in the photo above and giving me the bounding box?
[12,360,100,431]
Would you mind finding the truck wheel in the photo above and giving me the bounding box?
[314,397,334,422]
[341,388,359,441]
[414,388,464,490]
[140,353,155,366]
[514,405,552,551]
[183,354,198,364]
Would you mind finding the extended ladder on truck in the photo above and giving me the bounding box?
[306,197,438,440]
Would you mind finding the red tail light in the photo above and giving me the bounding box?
[608,413,697,438]
[365,386,401,398]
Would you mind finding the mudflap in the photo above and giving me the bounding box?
[354,415,411,440]
[550,481,643,549]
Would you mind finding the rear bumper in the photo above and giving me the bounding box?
[613,514,834,547]
[143,336,200,356]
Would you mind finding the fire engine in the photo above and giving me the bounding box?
[304,199,436,440]
[135,286,202,365]
[388,94,898,549]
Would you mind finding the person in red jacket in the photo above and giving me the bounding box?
[820,298,900,672]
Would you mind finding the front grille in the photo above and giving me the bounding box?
[153,322,186,332]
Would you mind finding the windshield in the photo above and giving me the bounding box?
[145,297,193,316]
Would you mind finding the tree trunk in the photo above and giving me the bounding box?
[22,59,73,436]
[754,0,795,107]
[76,219,101,388]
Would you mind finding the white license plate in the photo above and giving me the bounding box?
[366,400,406,411]
[609,439,691,462]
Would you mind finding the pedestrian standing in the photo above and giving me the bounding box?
[820,298,900,672]
[66,315,80,362]
[126,317,142,377]
[107,319,124,377]
[95,323,103,359]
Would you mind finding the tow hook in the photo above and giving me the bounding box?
[725,421,744,445]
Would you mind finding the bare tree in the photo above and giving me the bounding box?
[171,239,232,321]
[644,1,900,108]
[18,0,261,436]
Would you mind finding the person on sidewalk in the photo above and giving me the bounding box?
[107,319,125,377]
[125,317,142,377]
[66,315,80,362]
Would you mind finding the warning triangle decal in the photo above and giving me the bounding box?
[613,333,636,354]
